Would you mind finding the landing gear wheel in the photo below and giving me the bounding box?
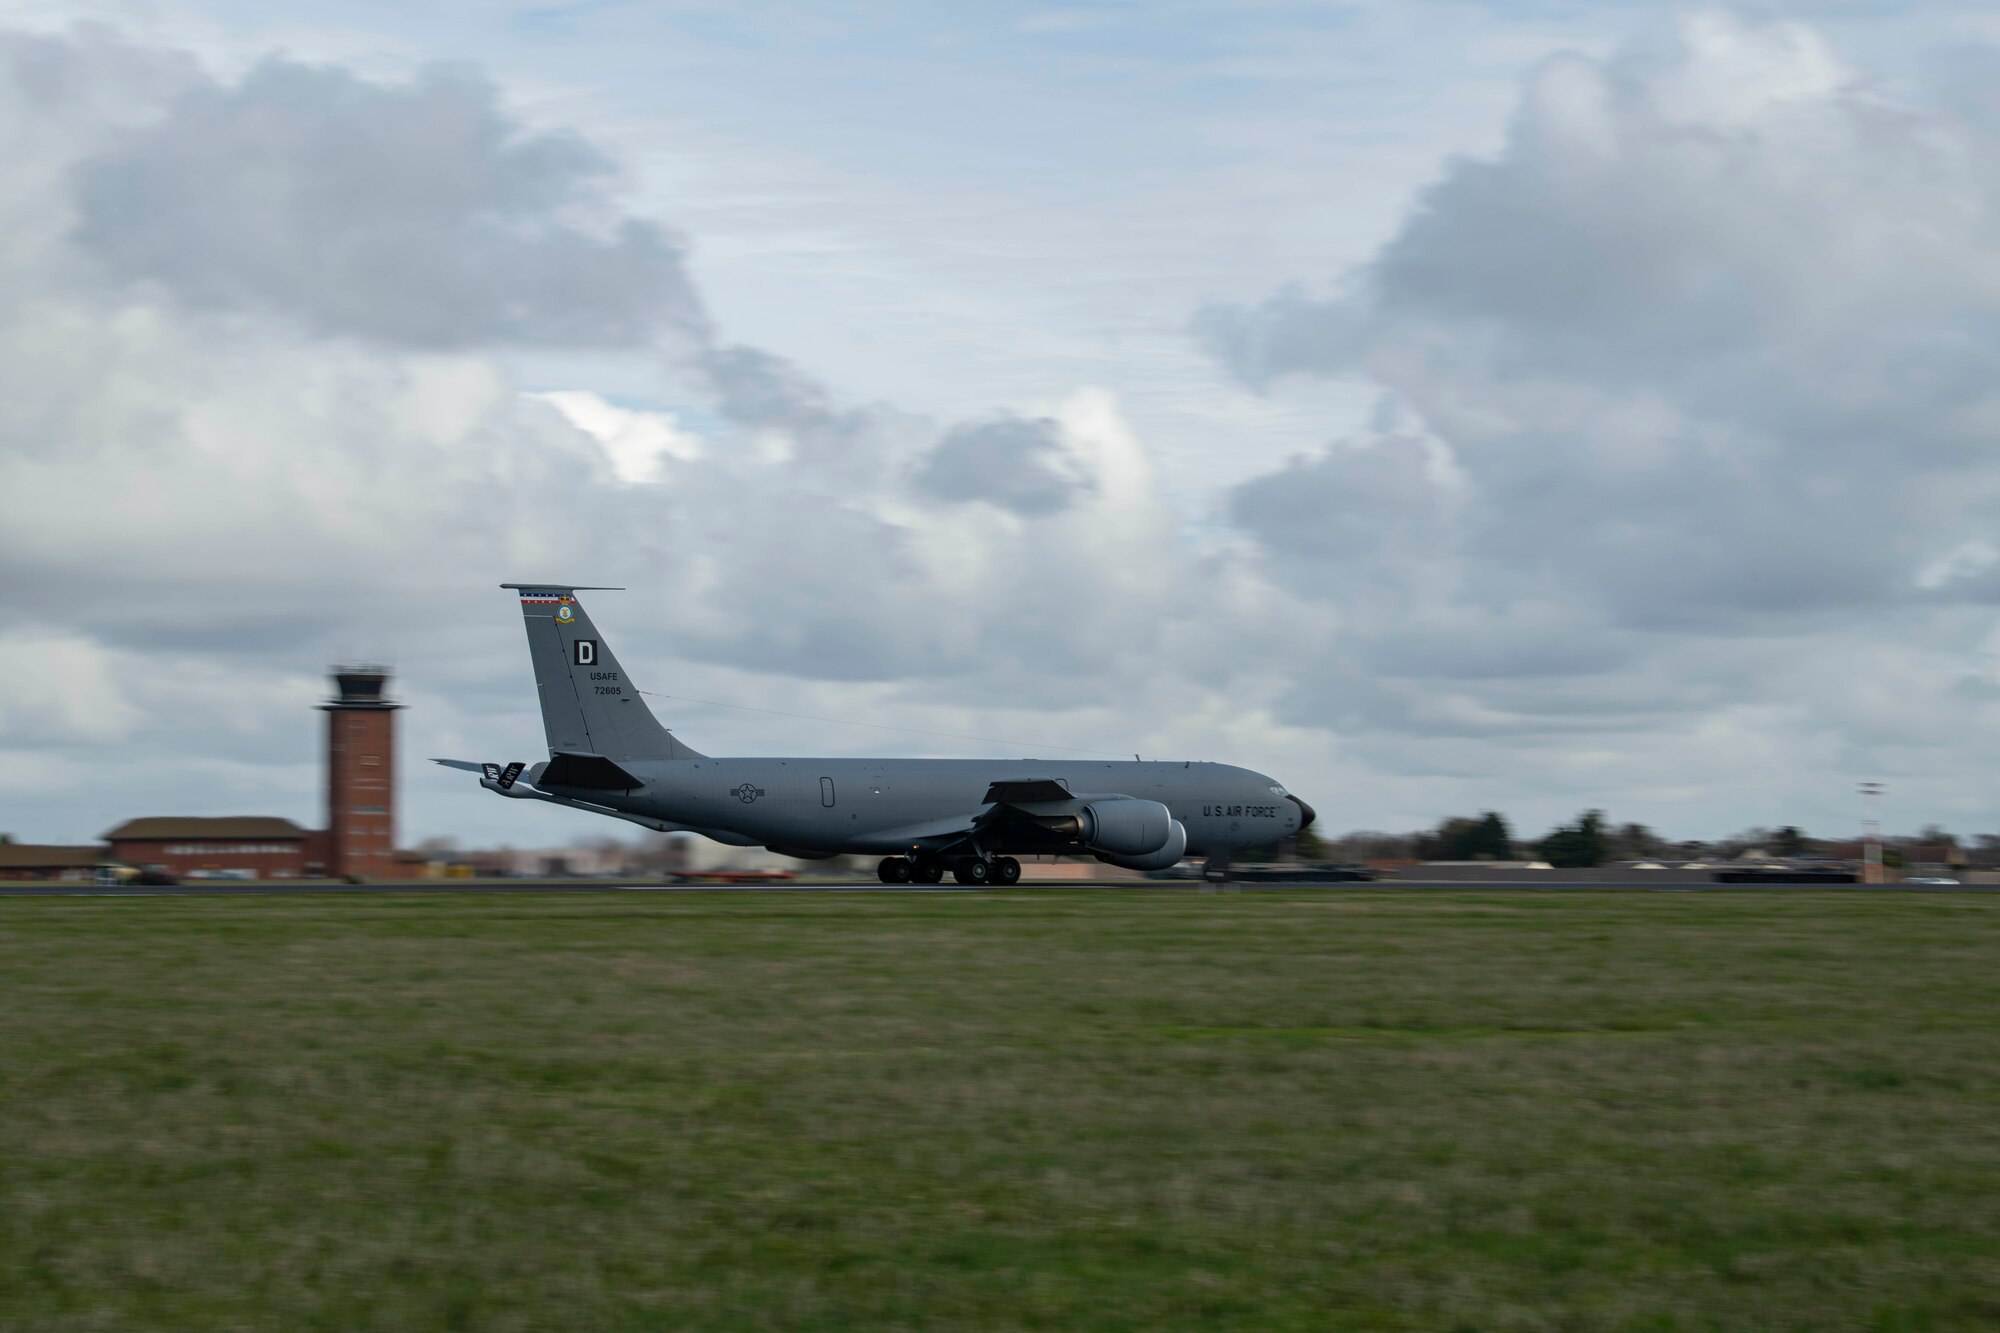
[877,857,911,885]
[911,858,944,885]
[954,856,992,886]
[993,857,1021,886]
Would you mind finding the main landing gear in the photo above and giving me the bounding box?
[877,855,1020,886]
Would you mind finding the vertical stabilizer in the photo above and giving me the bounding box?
[503,584,702,761]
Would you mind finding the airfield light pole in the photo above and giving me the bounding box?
[1858,781,1885,885]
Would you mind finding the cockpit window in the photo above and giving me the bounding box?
[1269,785,1288,797]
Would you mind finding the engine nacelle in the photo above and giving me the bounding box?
[1095,819,1188,871]
[1078,799,1175,857]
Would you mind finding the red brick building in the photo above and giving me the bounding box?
[103,817,309,879]
[7,667,402,884]
[0,844,108,882]
[77,667,403,883]
[322,667,400,880]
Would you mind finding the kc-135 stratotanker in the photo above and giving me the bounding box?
[437,585,1314,884]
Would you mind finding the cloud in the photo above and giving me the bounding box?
[534,390,702,483]
[914,415,1093,516]
[0,631,143,745]
[1227,433,1457,579]
[1192,283,1368,390]
[697,344,840,434]
[72,57,710,349]
[10,10,2000,853]
[0,26,1238,845]
[1197,11,2000,814]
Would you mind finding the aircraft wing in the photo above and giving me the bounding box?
[859,814,989,849]
[981,778,1073,805]
[858,779,1095,854]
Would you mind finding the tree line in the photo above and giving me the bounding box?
[1294,814,1994,869]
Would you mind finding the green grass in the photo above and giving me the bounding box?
[4,890,2000,1330]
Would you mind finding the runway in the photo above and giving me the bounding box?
[1,878,1991,897]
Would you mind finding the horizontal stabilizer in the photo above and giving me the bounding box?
[540,751,644,791]
[982,779,1073,805]
[431,758,486,772]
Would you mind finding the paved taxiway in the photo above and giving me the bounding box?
[1,879,1992,896]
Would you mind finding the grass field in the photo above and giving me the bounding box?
[4,890,2000,1331]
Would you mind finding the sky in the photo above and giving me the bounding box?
[2,0,1997,849]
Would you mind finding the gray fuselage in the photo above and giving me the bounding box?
[547,757,1301,859]
[473,585,1313,870]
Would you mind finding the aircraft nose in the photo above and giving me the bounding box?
[1289,794,1316,831]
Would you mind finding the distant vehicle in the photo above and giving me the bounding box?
[438,585,1314,885]
[667,868,799,884]
[130,869,179,886]
[1188,862,1376,884]
[1712,865,1858,884]
[1904,876,1961,886]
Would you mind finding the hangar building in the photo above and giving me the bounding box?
[0,844,108,882]
[103,817,310,880]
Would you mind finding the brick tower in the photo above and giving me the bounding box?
[322,666,400,880]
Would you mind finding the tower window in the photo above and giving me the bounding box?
[360,755,381,767]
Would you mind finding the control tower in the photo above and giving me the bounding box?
[322,666,400,880]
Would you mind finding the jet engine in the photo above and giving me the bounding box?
[1073,798,1171,855]
[1094,818,1187,871]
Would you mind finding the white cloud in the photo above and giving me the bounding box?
[0,27,1262,843]
[0,631,143,744]
[1197,10,2000,831]
[71,56,712,349]
[1916,541,2000,592]
[6,10,2000,852]
[532,389,702,482]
